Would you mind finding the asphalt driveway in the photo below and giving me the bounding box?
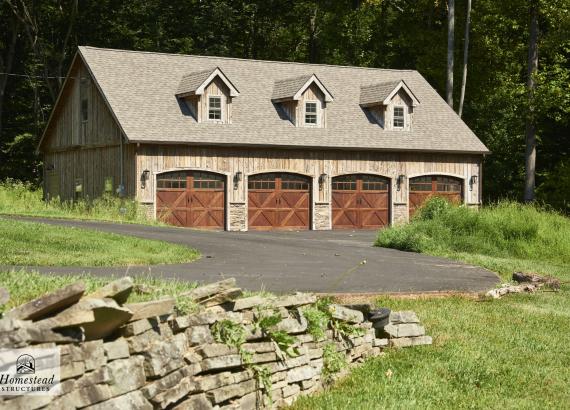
[5,217,499,293]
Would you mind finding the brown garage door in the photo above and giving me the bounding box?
[248,173,310,230]
[409,175,463,218]
[156,171,225,229]
[332,174,390,229]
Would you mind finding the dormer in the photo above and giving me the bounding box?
[176,67,239,123]
[272,74,334,128]
[360,80,419,131]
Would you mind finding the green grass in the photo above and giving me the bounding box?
[0,179,157,225]
[0,218,199,266]
[292,288,570,409]
[0,270,199,312]
[375,198,570,282]
[293,199,570,409]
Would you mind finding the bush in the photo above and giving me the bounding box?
[376,198,570,266]
[0,179,153,224]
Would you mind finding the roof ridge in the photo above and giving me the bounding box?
[79,46,417,73]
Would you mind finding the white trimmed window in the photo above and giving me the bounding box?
[393,106,405,128]
[208,96,222,120]
[304,101,318,125]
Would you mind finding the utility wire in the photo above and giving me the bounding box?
[0,72,73,79]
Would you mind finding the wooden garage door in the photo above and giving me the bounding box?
[332,174,390,229]
[409,175,463,218]
[248,173,310,230]
[156,171,225,229]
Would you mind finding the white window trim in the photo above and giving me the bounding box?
[304,100,320,127]
[393,105,405,129]
[207,95,223,122]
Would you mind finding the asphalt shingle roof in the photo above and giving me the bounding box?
[175,68,215,96]
[360,80,402,106]
[271,75,313,101]
[79,46,489,154]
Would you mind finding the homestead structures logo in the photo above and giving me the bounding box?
[0,348,60,395]
[16,354,35,374]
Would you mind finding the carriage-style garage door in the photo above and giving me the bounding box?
[409,175,463,218]
[332,174,390,229]
[248,173,310,230]
[156,171,225,229]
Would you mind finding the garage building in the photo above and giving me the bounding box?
[38,47,488,231]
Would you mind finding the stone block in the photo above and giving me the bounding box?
[172,393,214,410]
[197,343,238,358]
[328,304,364,323]
[201,354,242,371]
[121,317,156,337]
[69,340,106,371]
[60,361,85,380]
[282,383,301,398]
[389,335,432,348]
[373,338,389,347]
[207,379,257,404]
[104,338,130,360]
[383,323,425,338]
[232,295,269,311]
[68,384,113,408]
[273,293,316,308]
[276,312,307,334]
[389,311,420,324]
[87,277,133,304]
[286,365,316,383]
[106,355,146,397]
[85,390,152,410]
[126,298,175,322]
[152,377,196,409]
[242,341,275,353]
[143,333,187,378]
[186,325,214,345]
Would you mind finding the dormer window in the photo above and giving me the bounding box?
[393,106,405,128]
[175,67,239,124]
[208,96,222,120]
[305,101,318,125]
[272,74,333,128]
[360,80,419,131]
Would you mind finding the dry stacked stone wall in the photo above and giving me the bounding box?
[0,278,431,409]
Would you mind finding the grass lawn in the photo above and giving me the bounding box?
[0,218,199,266]
[293,200,570,409]
[0,180,157,225]
[0,270,199,313]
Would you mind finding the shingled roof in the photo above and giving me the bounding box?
[73,46,489,154]
[360,80,419,107]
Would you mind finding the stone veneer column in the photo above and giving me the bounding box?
[139,202,154,221]
[313,202,331,230]
[392,202,409,225]
[229,202,247,231]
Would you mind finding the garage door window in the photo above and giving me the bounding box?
[193,172,224,189]
[249,174,277,190]
[157,172,187,189]
[332,175,357,190]
[362,175,388,191]
[281,174,310,190]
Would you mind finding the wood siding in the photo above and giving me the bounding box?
[41,58,133,200]
[136,144,481,229]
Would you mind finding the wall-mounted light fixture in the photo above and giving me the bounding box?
[234,171,243,190]
[140,169,150,189]
[397,174,406,191]
[318,173,328,191]
[45,163,55,171]
[469,175,478,191]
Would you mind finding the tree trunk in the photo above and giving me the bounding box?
[446,0,454,107]
[0,15,19,139]
[524,0,539,202]
[308,5,319,63]
[458,0,471,117]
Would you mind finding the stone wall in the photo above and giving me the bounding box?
[0,278,431,409]
[228,202,247,231]
[313,203,331,230]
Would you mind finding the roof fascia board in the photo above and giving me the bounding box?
[195,67,240,97]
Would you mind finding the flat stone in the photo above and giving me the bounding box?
[61,361,85,380]
[0,321,84,347]
[201,354,242,372]
[273,293,316,308]
[69,340,106,371]
[194,372,237,392]
[276,312,308,334]
[207,379,257,404]
[104,338,130,360]
[106,355,146,396]
[143,333,187,378]
[122,317,157,337]
[74,367,111,388]
[383,323,425,338]
[186,325,213,345]
[232,295,269,311]
[172,393,214,410]
[5,282,85,320]
[389,311,420,324]
[301,378,317,390]
[251,351,278,363]
[287,365,316,383]
[87,277,133,304]
[389,335,432,348]
[199,288,243,308]
[282,383,301,398]
[125,298,175,322]
[197,343,238,358]
[373,338,389,347]
[152,377,196,409]
[69,384,113,408]
[328,304,364,323]
[85,390,152,410]
[242,341,275,353]
[181,278,237,301]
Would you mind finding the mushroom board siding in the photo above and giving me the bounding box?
[332,174,390,229]
[409,175,463,218]
[248,173,310,230]
[156,171,225,229]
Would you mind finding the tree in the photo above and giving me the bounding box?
[524,0,539,202]
[0,7,19,139]
[458,0,471,117]
[446,0,454,107]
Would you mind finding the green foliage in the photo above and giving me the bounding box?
[212,320,247,348]
[0,217,199,266]
[376,198,570,281]
[253,309,300,358]
[330,319,366,339]
[322,343,347,384]
[302,306,330,341]
[303,296,365,342]
[0,180,156,224]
